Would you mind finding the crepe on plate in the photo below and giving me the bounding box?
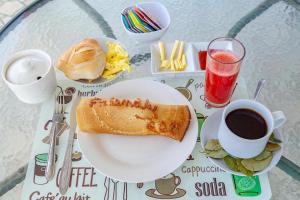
[76,98,191,141]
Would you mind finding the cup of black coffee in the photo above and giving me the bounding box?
[218,99,286,159]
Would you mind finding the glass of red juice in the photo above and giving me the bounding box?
[204,37,245,107]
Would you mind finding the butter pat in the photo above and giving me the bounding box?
[171,60,175,70]
[157,40,188,72]
[170,40,180,60]
[182,54,187,67]
[158,42,166,61]
[177,41,184,60]
[161,59,170,68]
[174,60,180,70]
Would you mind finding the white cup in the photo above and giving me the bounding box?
[1,49,56,104]
[218,99,286,159]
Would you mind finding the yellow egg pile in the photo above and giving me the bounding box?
[102,42,131,79]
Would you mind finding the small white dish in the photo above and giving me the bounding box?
[151,42,209,76]
[78,79,198,183]
[192,42,209,71]
[151,42,196,76]
[200,109,283,176]
[121,2,170,43]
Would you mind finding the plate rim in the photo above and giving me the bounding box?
[78,79,198,182]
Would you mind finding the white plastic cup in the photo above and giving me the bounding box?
[1,49,57,104]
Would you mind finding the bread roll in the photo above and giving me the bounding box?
[76,98,191,141]
[57,38,106,81]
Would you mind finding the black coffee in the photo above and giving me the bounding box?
[225,109,267,139]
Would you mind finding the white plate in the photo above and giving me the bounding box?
[57,36,125,85]
[200,109,283,176]
[78,79,198,182]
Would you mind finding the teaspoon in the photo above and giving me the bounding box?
[253,79,266,100]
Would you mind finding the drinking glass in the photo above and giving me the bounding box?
[204,37,245,107]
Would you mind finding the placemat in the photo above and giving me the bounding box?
[21,76,271,200]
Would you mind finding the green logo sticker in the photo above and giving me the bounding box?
[237,177,256,190]
[232,175,261,197]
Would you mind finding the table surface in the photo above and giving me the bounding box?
[0,0,299,199]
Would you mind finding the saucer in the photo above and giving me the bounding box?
[200,109,283,176]
[145,188,186,199]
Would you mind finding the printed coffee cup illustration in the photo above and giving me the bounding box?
[146,173,186,199]
[197,112,206,142]
[186,154,194,161]
[187,112,206,160]
[175,79,194,101]
[58,87,76,104]
[34,153,57,185]
[137,182,144,189]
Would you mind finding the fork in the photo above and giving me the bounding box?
[45,87,65,181]
[111,179,119,200]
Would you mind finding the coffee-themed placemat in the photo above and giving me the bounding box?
[21,76,271,200]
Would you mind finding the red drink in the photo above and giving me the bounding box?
[204,38,245,107]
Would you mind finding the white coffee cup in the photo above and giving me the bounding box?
[218,99,286,159]
[1,49,56,104]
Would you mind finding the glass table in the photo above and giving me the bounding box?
[0,0,299,199]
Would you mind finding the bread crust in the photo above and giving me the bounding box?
[76,98,191,141]
[57,38,106,80]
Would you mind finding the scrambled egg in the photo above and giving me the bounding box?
[102,42,131,79]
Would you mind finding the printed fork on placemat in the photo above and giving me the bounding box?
[45,86,65,181]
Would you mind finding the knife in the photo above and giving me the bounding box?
[59,94,80,194]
